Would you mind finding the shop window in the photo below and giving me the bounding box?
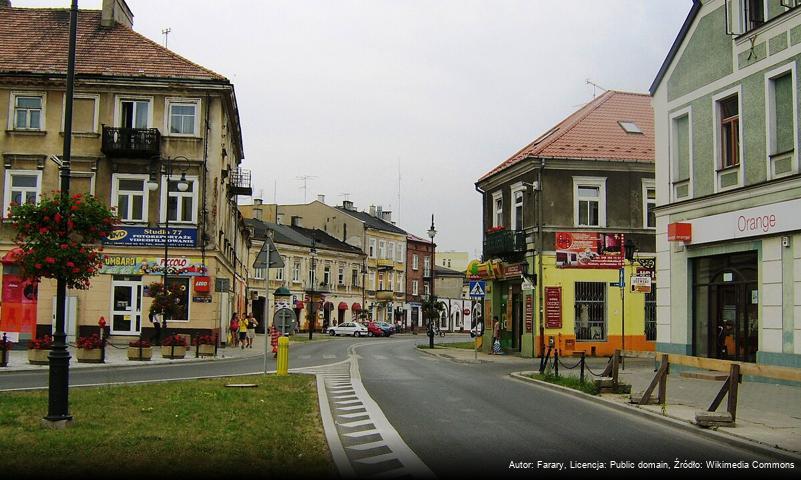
[574,281,606,341]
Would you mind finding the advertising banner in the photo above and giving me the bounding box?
[103,226,197,247]
[545,286,562,328]
[99,255,207,276]
[555,232,624,269]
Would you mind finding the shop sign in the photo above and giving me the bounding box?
[631,275,652,293]
[194,276,211,293]
[503,263,525,278]
[688,197,801,245]
[554,232,624,269]
[667,222,692,242]
[192,296,212,303]
[545,286,562,328]
[525,295,533,331]
[99,256,207,276]
[103,226,197,247]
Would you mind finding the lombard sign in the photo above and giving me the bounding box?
[100,255,207,276]
[103,226,197,247]
[689,198,801,245]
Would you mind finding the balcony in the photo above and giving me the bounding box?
[376,289,394,301]
[101,126,160,158]
[227,167,253,197]
[483,229,526,261]
[376,258,395,270]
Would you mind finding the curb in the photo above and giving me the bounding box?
[509,371,801,462]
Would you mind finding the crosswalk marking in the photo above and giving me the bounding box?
[343,428,381,438]
[355,452,399,465]
[345,440,387,451]
[337,412,369,419]
[337,419,374,428]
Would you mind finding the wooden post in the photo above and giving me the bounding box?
[611,349,620,387]
[657,354,668,404]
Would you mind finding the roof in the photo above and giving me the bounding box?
[0,6,227,82]
[477,90,654,183]
[335,207,407,235]
[649,1,702,95]
[406,233,430,243]
[246,219,364,256]
[434,265,464,277]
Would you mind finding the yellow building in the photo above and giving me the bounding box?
[0,1,250,344]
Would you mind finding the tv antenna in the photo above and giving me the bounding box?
[296,175,317,203]
[161,27,171,48]
[585,78,606,98]
[338,193,351,202]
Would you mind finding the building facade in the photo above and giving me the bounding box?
[405,233,434,330]
[0,1,250,344]
[476,90,656,357]
[651,0,801,370]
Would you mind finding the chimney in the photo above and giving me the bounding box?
[101,0,134,29]
[369,205,376,217]
[381,210,392,222]
[342,200,354,211]
[253,198,263,206]
[254,207,263,220]
[291,216,302,227]
[317,194,326,204]
[376,205,383,218]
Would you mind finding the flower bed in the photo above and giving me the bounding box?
[161,334,188,359]
[27,335,53,365]
[128,339,152,361]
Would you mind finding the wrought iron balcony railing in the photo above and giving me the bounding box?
[483,229,526,260]
[101,126,160,158]
[228,167,253,197]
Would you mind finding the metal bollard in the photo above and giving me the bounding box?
[580,351,586,384]
[276,336,289,376]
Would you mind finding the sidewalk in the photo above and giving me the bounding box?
[419,345,801,459]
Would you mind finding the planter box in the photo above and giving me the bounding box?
[197,344,216,357]
[127,346,153,361]
[161,345,187,359]
[76,347,104,363]
[28,349,51,365]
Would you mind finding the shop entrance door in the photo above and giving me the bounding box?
[111,280,143,335]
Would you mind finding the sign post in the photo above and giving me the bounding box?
[469,280,486,359]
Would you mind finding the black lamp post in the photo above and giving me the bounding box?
[307,237,317,340]
[621,237,638,370]
[427,215,437,349]
[147,156,190,334]
[45,0,78,426]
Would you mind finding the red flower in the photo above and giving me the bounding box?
[45,257,56,264]
[66,261,75,267]
[39,227,49,234]
[60,244,69,250]
[72,268,80,273]
[34,263,42,269]
[70,205,78,211]
[54,213,63,223]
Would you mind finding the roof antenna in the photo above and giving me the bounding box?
[585,78,606,99]
[162,27,171,48]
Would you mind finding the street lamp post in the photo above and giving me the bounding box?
[147,156,190,334]
[622,237,638,371]
[307,237,317,340]
[427,215,437,349]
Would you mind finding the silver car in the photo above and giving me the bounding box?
[328,321,368,337]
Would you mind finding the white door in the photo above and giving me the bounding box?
[110,281,142,335]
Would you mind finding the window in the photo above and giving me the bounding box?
[766,65,797,178]
[396,243,404,262]
[64,94,99,133]
[275,258,285,281]
[574,281,606,341]
[397,273,403,292]
[370,272,376,290]
[511,188,524,231]
[491,191,503,227]
[254,267,266,280]
[292,261,301,283]
[742,0,766,31]
[424,283,430,296]
[719,95,740,168]
[160,176,198,224]
[618,121,643,134]
[388,242,395,262]
[642,180,656,229]
[412,254,419,270]
[412,280,419,296]
[323,266,331,286]
[352,268,359,287]
[670,110,692,200]
[11,93,44,130]
[338,266,344,285]
[378,272,384,290]
[4,170,41,212]
[378,240,386,259]
[369,238,377,258]
[424,257,431,277]
[112,174,149,223]
[573,177,606,227]
[117,98,151,129]
[645,286,656,341]
[166,98,200,136]
[308,261,316,287]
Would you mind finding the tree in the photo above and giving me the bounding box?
[421,295,445,349]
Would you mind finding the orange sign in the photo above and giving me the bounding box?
[667,222,692,242]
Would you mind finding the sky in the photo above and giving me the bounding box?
[15,0,693,258]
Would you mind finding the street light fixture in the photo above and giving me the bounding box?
[308,236,317,340]
[427,214,437,349]
[148,156,191,333]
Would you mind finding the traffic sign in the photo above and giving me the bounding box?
[469,280,486,298]
[618,267,625,288]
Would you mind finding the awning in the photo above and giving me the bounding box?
[338,302,349,311]
[294,300,304,309]
[352,302,362,311]
[323,301,334,311]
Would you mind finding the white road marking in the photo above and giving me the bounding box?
[355,452,399,465]
[337,419,374,428]
[337,412,369,419]
[336,405,366,411]
[343,428,381,438]
[345,440,387,451]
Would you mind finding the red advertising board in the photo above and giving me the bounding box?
[525,295,533,332]
[193,276,211,293]
[545,286,562,329]
[555,232,624,269]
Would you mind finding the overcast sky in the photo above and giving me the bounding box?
[16,0,692,258]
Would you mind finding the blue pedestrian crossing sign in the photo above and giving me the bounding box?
[469,281,486,298]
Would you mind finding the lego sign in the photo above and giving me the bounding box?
[194,276,211,293]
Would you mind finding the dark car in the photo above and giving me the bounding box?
[376,322,395,336]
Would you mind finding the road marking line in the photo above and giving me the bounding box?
[345,440,387,451]
[337,419,374,428]
[316,374,357,479]
[333,394,358,400]
[323,354,337,359]
[336,405,366,411]
[343,428,381,438]
[335,399,362,405]
[367,467,410,478]
[355,452,399,465]
[337,412,369,419]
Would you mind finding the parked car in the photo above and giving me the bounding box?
[328,322,368,337]
[365,322,385,337]
[376,322,395,336]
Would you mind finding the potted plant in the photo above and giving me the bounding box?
[27,335,53,365]
[193,335,216,357]
[75,333,105,363]
[128,339,152,361]
[161,334,188,359]
[148,281,187,323]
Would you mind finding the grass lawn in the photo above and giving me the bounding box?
[528,373,600,396]
[0,374,335,478]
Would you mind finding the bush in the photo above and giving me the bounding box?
[76,334,104,350]
[161,334,188,347]
[129,339,151,348]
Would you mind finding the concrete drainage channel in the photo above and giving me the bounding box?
[296,346,434,479]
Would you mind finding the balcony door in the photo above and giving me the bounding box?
[120,99,149,129]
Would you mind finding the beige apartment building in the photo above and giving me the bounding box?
[0,0,251,344]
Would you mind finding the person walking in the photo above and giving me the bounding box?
[238,314,249,350]
[491,316,500,355]
[246,313,257,348]
[229,313,239,347]
[150,312,161,344]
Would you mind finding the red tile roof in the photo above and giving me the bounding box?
[477,90,654,182]
[0,6,227,82]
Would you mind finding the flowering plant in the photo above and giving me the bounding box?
[76,333,104,350]
[28,335,54,350]
[486,225,506,234]
[193,335,216,346]
[161,334,188,347]
[148,282,187,320]
[7,192,118,290]
[129,339,151,348]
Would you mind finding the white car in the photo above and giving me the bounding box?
[328,322,368,337]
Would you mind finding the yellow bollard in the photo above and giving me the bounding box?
[276,336,289,376]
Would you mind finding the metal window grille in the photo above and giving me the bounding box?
[645,286,657,341]
[574,281,606,341]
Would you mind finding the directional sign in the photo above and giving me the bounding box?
[469,280,486,298]
[618,267,626,288]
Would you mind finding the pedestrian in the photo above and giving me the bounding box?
[491,316,500,355]
[238,314,249,350]
[246,313,257,348]
[229,313,239,347]
[270,324,280,358]
[150,312,161,344]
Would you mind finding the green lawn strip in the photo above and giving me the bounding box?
[527,373,600,396]
[0,374,334,477]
